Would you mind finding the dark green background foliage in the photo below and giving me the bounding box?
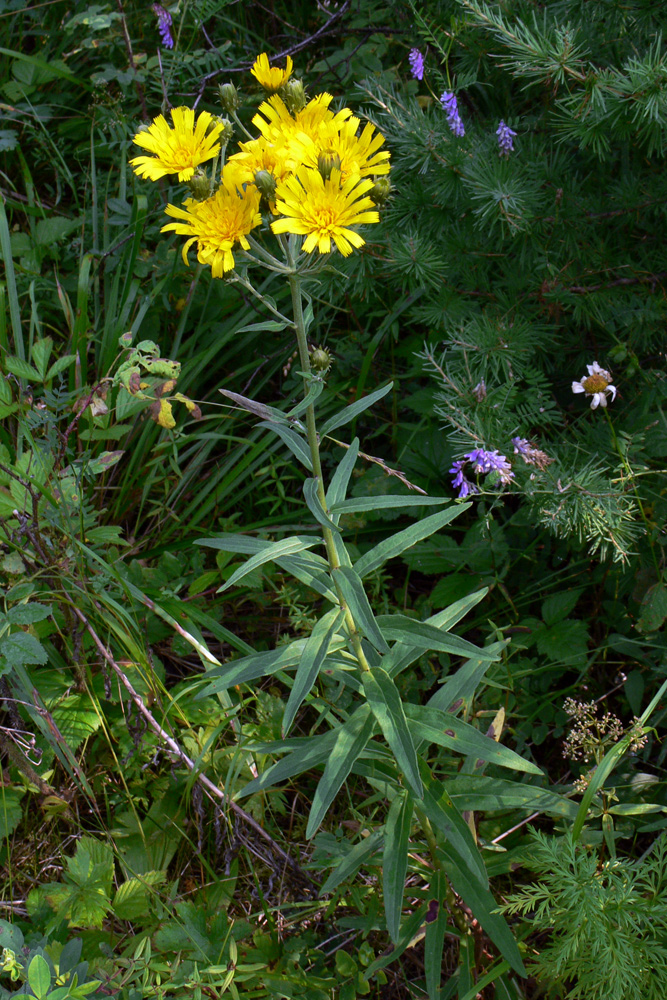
[0,2,666,999]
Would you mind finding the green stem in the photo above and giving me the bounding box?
[286,255,370,673]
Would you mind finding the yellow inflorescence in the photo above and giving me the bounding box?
[131,54,390,274]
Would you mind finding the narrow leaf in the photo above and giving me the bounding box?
[258,420,313,471]
[383,791,412,942]
[330,495,450,515]
[377,614,497,660]
[333,566,390,653]
[283,608,346,735]
[307,705,375,838]
[424,872,448,1000]
[326,437,360,508]
[218,535,319,592]
[420,770,487,887]
[303,477,341,532]
[363,668,422,797]
[320,830,383,895]
[219,388,303,430]
[319,382,394,436]
[355,505,470,579]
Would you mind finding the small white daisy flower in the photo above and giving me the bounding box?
[572,361,617,409]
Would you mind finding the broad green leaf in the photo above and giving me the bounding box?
[0,785,25,838]
[307,705,375,838]
[383,790,412,942]
[439,842,525,977]
[333,566,389,653]
[112,871,166,920]
[363,668,422,797]
[355,505,470,579]
[420,770,487,886]
[319,382,393,436]
[46,354,77,382]
[330,495,450,515]
[3,355,41,381]
[541,589,583,625]
[283,608,346,735]
[217,535,320,592]
[405,705,543,775]
[0,632,47,671]
[303,478,341,532]
[28,955,51,1000]
[52,694,102,752]
[258,420,313,471]
[34,216,80,246]
[31,337,52,379]
[326,437,360,508]
[424,872,448,1000]
[444,775,578,818]
[6,602,51,625]
[320,830,383,895]
[376,614,497,661]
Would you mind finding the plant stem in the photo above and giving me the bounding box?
[286,252,370,673]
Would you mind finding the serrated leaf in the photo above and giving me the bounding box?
[363,667,422,797]
[52,695,102,752]
[3,355,41,381]
[541,589,583,625]
[636,582,667,634]
[218,535,319,593]
[283,608,346,735]
[7,602,51,625]
[0,631,47,670]
[0,786,25,838]
[355,505,470,579]
[307,705,375,838]
[333,566,389,653]
[112,871,165,920]
[34,216,80,245]
[534,619,589,665]
[319,382,393,436]
[45,354,77,382]
[405,705,542,774]
[383,791,412,942]
[31,337,53,379]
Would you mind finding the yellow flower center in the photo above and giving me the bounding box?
[173,145,192,165]
[582,374,609,393]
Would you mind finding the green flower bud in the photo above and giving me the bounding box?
[310,346,333,374]
[188,169,212,201]
[370,176,392,206]
[281,78,307,113]
[218,82,240,112]
[317,150,341,181]
[254,169,277,202]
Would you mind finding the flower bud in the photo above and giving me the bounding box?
[218,82,240,112]
[317,150,341,181]
[310,346,333,374]
[370,176,392,206]
[281,78,307,113]
[188,169,212,201]
[212,116,234,147]
[254,169,276,202]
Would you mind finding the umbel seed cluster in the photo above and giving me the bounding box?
[129,53,390,276]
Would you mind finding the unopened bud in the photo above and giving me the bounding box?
[281,78,307,113]
[317,150,341,181]
[310,347,333,374]
[370,176,392,206]
[188,170,212,201]
[212,116,234,146]
[254,169,276,202]
[218,82,240,113]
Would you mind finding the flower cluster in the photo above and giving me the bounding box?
[408,48,425,81]
[512,437,553,470]
[440,91,465,137]
[449,447,514,497]
[572,361,617,409]
[153,4,174,49]
[496,120,517,155]
[130,54,389,275]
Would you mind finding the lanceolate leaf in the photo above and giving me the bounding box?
[383,790,413,943]
[354,505,470,579]
[329,495,451,515]
[303,477,341,532]
[419,770,488,887]
[424,872,448,1000]
[320,830,384,895]
[198,636,346,695]
[427,646,507,714]
[240,730,340,797]
[307,705,375,838]
[326,437,360,508]
[258,420,313,471]
[376,614,498,661]
[333,566,390,653]
[319,382,394,436]
[282,608,346,735]
[217,535,320,592]
[363,668,422,797]
[382,592,489,678]
[405,704,543,774]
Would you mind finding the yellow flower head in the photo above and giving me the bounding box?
[251,52,293,93]
[161,176,262,277]
[225,137,293,188]
[130,107,223,182]
[271,169,379,256]
[253,93,352,149]
[290,117,391,183]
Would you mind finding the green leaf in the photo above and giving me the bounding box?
[326,438,360,508]
[383,791,412,942]
[330,495,450,515]
[287,377,324,418]
[439,841,525,977]
[534,619,589,665]
[427,647,506,715]
[278,551,338,603]
[28,955,51,1000]
[218,535,320,593]
[355,505,470,579]
[541,589,583,625]
[0,785,25,838]
[241,729,340,796]
[376,614,497,661]
[219,388,302,429]
[419,772,488,887]
[363,667,422,797]
[283,608,346,735]
[320,830,383,895]
[34,216,80,246]
[303,477,341,532]
[319,382,394,436]
[332,566,389,653]
[112,871,165,920]
[3,355,41,381]
[0,631,48,671]
[31,337,52,379]
[258,420,313,471]
[636,582,667,634]
[45,354,77,382]
[424,872,448,1000]
[307,705,375,838]
[405,705,543,774]
[7,602,51,625]
[443,775,578,818]
[199,636,345,695]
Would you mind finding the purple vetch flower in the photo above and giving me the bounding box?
[449,459,478,499]
[440,91,465,137]
[153,4,174,49]
[496,120,517,155]
[408,48,425,81]
[511,437,531,457]
[512,436,554,470]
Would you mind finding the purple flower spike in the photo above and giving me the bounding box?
[496,120,517,155]
[408,48,425,81]
[153,4,174,49]
[440,91,465,137]
[449,459,478,498]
